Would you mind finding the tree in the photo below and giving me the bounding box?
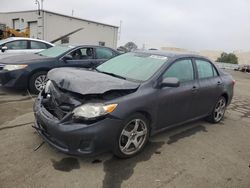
[216,52,238,64]
[117,46,129,53]
[124,42,138,52]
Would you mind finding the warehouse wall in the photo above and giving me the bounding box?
[0,10,118,48]
[44,12,118,48]
[0,11,38,30]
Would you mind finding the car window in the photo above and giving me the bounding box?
[196,59,216,78]
[70,48,94,60]
[96,48,115,59]
[38,46,71,57]
[5,40,28,50]
[30,41,48,49]
[163,59,194,82]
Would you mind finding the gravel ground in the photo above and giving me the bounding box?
[0,70,249,188]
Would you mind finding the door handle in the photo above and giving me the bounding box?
[217,81,222,85]
[191,86,198,93]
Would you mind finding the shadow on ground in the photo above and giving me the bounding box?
[47,119,216,188]
[0,86,28,96]
[102,141,164,188]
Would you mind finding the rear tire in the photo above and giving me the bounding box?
[206,96,227,123]
[29,71,48,94]
[113,113,150,158]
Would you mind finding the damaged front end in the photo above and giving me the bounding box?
[40,80,137,123]
[33,80,138,156]
[33,67,140,155]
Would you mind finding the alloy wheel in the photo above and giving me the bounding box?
[214,98,226,122]
[119,119,148,155]
[34,75,48,92]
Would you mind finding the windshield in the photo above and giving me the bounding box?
[96,52,168,81]
[38,46,71,57]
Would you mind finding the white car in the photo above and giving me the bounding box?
[0,37,54,58]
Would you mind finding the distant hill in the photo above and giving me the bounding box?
[234,51,250,65]
[198,50,223,61]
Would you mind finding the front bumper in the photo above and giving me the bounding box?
[0,69,29,89]
[33,94,123,156]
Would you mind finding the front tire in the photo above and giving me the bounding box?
[206,96,227,123]
[113,113,150,158]
[29,71,48,94]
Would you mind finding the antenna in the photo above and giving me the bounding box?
[72,9,74,17]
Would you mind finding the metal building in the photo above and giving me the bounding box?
[0,10,118,48]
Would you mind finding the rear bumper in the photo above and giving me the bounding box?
[33,94,123,156]
[0,69,29,89]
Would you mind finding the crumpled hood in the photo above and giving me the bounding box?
[0,53,55,64]
[48,68,140,95]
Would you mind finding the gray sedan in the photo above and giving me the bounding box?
[33,51,235,158]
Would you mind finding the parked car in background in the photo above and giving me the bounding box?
[33,51,235,158]
[234,64,250,73]
[0,45,120,93]
[0,37,54,58]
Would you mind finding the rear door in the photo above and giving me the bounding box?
[29,41,50,53]
[156,58,199,128]
[191,58,223,117]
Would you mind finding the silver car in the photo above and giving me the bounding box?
[0,37,54,58]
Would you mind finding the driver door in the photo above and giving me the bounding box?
[63,47,94,68]
[156,58,199,129]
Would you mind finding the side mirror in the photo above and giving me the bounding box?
[160,77,180,88]
[1,46,8,53]
[62,54,73,62]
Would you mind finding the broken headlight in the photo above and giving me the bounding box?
[73,103,118,119]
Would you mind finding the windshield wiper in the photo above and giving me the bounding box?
[95,69,126,80]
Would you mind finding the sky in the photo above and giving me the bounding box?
[1,0,250,51]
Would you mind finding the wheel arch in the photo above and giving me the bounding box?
[132,110,154,134]
[27,68,50,90]
[221,93,229,105]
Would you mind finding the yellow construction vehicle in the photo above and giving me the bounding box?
[0,23,30,40]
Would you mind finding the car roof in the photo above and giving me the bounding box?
[0,37,54,45]
[67,44,116,49]
[134,49,209,60]
[57,44,119,52]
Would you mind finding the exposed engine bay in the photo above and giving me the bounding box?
[41,81,137,121]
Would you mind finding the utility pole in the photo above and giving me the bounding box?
[41,0,44,40]
[35,0,44,39]
[118,20,122,40]
[35,0,40,15]
[41,0,44,10]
